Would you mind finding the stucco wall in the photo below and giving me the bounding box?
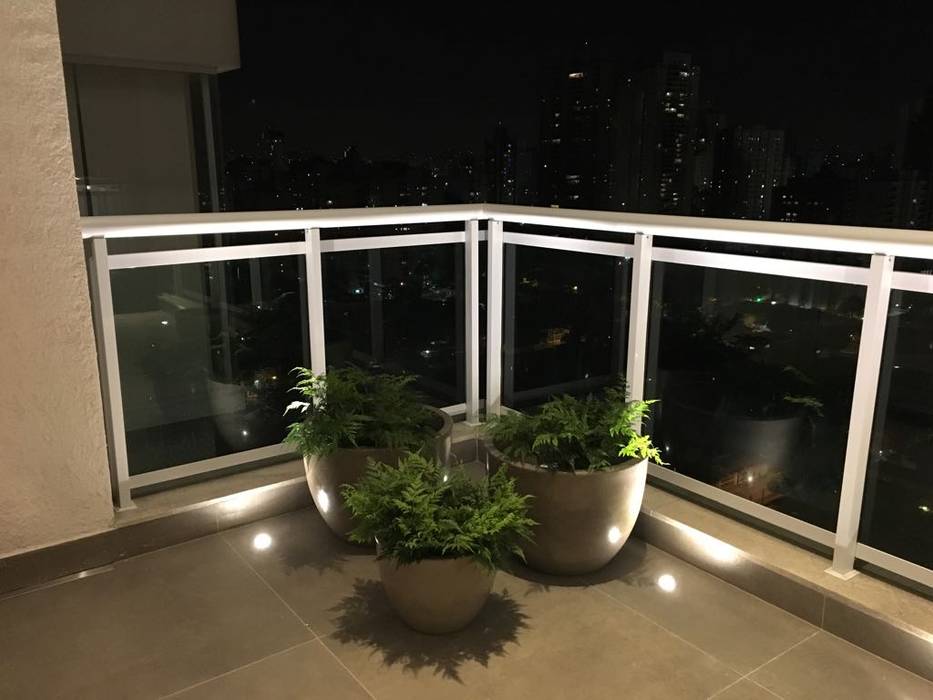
[57,0,240,73]
[0,0,114,557]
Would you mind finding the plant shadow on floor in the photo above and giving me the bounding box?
[504,538,657,593]
[329,578,529,682]
[273,508,376,576]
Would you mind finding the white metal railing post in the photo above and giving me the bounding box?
[486,219,504,417]
[626,233,653,408]
[464,220,481,423]
[830,253,894,578]
[87,236,134,509]
[305,228,327,375]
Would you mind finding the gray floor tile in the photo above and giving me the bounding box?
[0,536,312,700]
[222,507,381,636]
[634,510,825,625]
[712,679,783,699]
[749,631,933,700]
[320,571,739,699]
[3,506,928,700]
[592,539,816,673]
[169,639,371,699]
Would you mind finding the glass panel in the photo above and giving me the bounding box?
[107,230,303,255]
[321,221,465,240]
[505,223,635,244]
[112,256,308,475]
[861,290,933,568]
[893,257,933,274]
[654,237,870,267]
[647,262,865,530]
[322,245,464,406]
[503,246,630,409]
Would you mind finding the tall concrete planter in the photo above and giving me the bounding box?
[486,439,647,575]
[378,555,495,634]
[304,407,452,539]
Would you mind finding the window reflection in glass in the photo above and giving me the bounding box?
[646,262,865,530]
[112,256,308,475]
[503,246,630,409]
[322,245,464,406]
[861,290,933,569]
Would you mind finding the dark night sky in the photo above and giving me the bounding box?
[221,0,933,161]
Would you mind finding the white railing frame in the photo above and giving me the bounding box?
[464,220,481,424]
[82,203,933,588]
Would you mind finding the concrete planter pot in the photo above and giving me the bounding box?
[304,407,453,540]
[486,439,647,575]
[378,555,495,634]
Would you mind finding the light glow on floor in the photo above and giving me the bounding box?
[252,532,273,551]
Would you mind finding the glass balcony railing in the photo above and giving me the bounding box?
[82,204,933,590]
[646,263,864,531]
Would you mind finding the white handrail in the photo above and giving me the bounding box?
[80,203,485,238]
[81,203,933,258]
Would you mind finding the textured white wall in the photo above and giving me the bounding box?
[0,0,114,556]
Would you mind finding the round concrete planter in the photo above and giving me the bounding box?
[304,407,453,540]
[378,555,495,634]
[486,439,647,576]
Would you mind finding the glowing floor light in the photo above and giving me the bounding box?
[657,574,678,592]
[252,532,273,551]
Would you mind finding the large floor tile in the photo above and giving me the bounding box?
[633,510,825,625]
[222,507,380,636]
[749,631,933,700]
[321,571,739,699]
[0,536,312,700]
[169,639,371,699]
[593,539,816,673]
[711,679,783,699]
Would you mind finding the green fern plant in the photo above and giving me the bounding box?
[283,366,436,457]
[486,381,664,471]
[342,453,535,570]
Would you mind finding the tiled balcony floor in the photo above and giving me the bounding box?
[1,508,930,700]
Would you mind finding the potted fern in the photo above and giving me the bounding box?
[342,453,534,634]
[485,382,662,575]
[284,366,452,539]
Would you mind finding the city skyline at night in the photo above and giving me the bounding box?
[220,1,933,230]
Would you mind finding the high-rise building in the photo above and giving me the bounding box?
[485,123,516,204]
[888,91,933,229]
[618,52,701,215]
[717,125,787,220]
[692,108,726,216]
[537,50,617,209]
[514,143,538,204]
[897,90,933,174]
